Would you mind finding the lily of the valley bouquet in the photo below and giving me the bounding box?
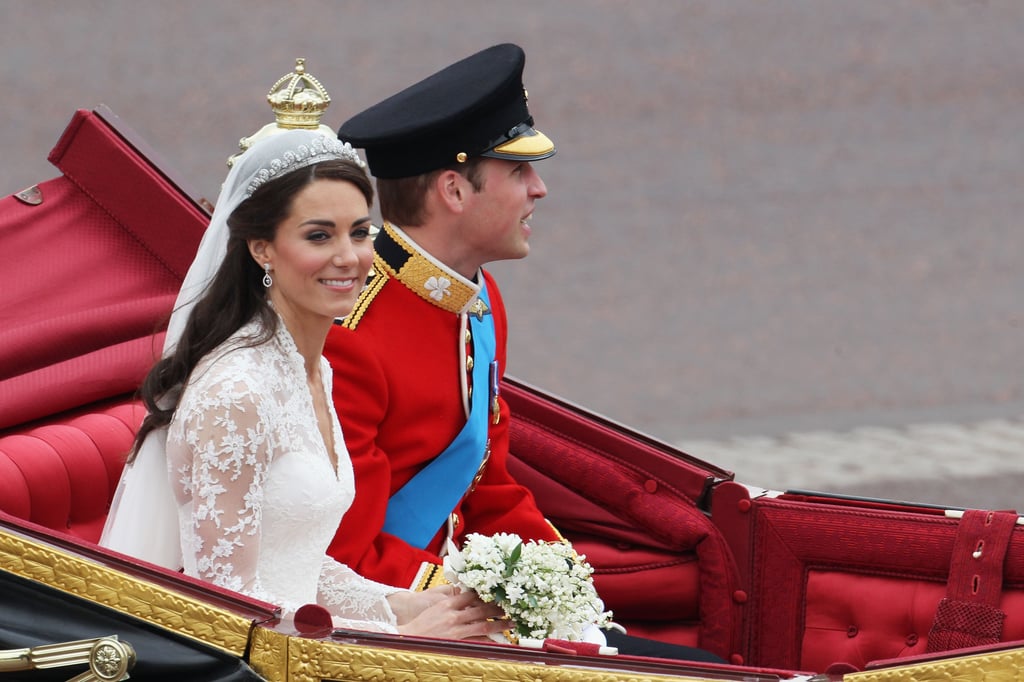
[443,532,613,642]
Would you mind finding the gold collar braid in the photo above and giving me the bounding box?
[372,223,481,314]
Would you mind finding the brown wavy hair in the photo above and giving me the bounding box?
[129,159,373,459]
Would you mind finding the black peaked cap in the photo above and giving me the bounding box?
[338,43,555,178]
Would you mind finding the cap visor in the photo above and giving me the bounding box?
[482,128,556,161]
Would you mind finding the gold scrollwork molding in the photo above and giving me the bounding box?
[282,636,715,682]
[0,529,252,655]
[845,647,1024,682]
[249,627,289,682]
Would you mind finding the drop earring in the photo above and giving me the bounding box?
[262,263,273,288]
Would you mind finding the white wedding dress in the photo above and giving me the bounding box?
[166,316,400,632]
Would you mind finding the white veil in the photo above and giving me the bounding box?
[99,129,365,569]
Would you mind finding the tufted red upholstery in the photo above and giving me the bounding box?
[505,380,741,661]
[0,107,207,430]
[0,108,202,546]
[0,398,144,542]
[712,482,1024,672]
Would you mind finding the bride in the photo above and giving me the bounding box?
[101,129,506,638]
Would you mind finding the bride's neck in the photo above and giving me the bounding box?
[272,307,331,372]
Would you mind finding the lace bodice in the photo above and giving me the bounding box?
[166,317,401,631]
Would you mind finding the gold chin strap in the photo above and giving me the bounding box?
[0,636,135,681]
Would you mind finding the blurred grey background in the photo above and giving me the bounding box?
[2,1,1022,507]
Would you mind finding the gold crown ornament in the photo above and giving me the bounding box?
[228,58,335,166]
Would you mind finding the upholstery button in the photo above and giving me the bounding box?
[644,479,658,493]
[906,633,918,647]
[738,499,752,513]
[732,590,748,604]
[847,625,858,638]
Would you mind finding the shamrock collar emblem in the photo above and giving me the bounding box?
[424,276,452,301]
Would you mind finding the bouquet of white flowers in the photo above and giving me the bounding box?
[443,532,613,642]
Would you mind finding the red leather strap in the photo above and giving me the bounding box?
[945,510,1016,604]
[926,509,1017,653]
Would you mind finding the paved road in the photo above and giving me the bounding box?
[2,1,1022,509]
[679,414,1024,509]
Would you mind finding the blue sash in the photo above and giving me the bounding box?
[382,284,495,549]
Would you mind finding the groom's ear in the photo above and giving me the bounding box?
[435,169,467,214]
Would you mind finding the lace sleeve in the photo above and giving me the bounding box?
[318,556,402,632]
[172,367,276,602]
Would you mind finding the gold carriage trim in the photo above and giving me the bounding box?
[248,628,289,682]
[845,646,1024,682]
[0,529,254,656]
[281,636,716,682]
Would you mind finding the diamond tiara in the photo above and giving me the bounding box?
[245,136,365,197]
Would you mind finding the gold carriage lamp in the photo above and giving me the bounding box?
[227,58,335,166]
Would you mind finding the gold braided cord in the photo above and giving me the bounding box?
[341,265,389,330]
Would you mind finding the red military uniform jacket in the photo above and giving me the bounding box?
[324,223,559,590]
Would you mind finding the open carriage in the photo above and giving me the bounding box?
[3,91,1024,681]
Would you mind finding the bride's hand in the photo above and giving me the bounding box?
[386,585,453,624]
[389,587,509,639]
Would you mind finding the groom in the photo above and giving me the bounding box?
[324,43,724,663]
[324,43,561,592]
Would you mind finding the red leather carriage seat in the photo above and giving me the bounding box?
[0,108,203,544]
[713,482,1024,672]
[505,382,742,662]
[0,398,143,543]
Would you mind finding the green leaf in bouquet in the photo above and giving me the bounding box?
[503,541,523,578]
